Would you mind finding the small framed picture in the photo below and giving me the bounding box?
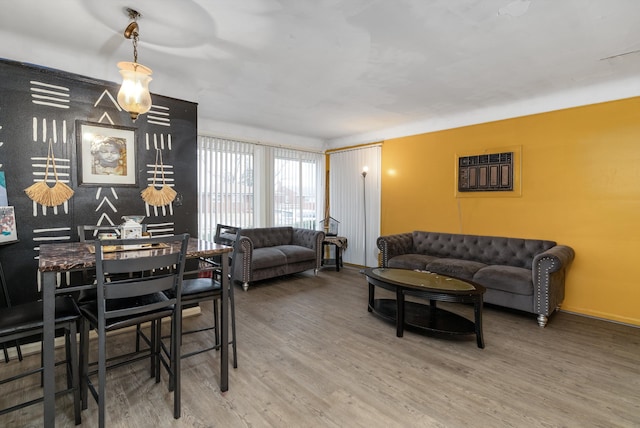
[76,121,137,186]
[0,206,18,244]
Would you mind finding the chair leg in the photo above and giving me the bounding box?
[80,318,90,410]
[149,320,156,378]
[173,309,181,419]
[135,323,141,353]
[68,322,81,425]
[213,298,220,347]
[229,282,238,369]
[167,318,175,392]
[65,329,73,389]
[154,320,162,384]
[98,323,107,428]
[15,341,22,361]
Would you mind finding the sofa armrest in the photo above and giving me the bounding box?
[376,233,414,267]
[292,228,326,268]
[533,245,575,275]
[232,235,253,285]
[532,245,575,320]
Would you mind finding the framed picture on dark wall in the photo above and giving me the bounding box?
[76,121,137,186]
[0,206,18,244]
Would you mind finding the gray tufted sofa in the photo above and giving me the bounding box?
[377,231,575,327]
[233,227,325,291]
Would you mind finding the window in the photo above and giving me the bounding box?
[198,136,324,240]
[197,137,254,241]
[273,148,320,230]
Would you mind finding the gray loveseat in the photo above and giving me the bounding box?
[233,227,325,291]
[377,231,575,327]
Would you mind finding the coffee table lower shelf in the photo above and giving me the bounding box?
[369,298,479,341]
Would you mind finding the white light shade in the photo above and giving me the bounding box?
[117,61,153,121]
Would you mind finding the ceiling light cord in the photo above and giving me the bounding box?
[124,8,141,64]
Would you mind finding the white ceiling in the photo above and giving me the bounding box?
[1,0,640,148]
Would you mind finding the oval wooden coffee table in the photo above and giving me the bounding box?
[364,267,486,348]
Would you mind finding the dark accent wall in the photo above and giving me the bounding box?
[0,58,198,304]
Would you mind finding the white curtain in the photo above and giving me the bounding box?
[197,136,255,241]
[197,136,324,240]
[329,146,381,267]
[272,147,325,230]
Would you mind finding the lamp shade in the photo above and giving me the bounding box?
[117,61,153,121]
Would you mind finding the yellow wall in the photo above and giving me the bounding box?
[380,97,640,326]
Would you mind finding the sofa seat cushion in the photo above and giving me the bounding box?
[388,254,439,270]
[276,245,316,264]
[426,258,486,281]
[474,265,532,296]
[251,247,287,270]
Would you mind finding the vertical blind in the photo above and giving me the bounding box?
[272,147,324,230]
[197,136,254,241]
[329,146,381,267]
[197,136,324,240]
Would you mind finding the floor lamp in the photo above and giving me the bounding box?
[361,166,368,267]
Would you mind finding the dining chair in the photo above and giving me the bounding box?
[78,233,189,428]
[77,224,151,358]
[163,257,238,377]
[0,262,82,424]
[158,226,238,393]
[180,225,238,365]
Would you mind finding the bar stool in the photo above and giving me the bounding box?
[79,234,189,428]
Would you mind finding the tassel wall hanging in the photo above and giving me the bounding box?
[24,139,74,207]
[140,148,177,206]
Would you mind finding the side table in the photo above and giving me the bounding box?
[322,236,347,272]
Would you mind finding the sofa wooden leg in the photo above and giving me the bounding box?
[537,314,548,328]
[242,282,249,291]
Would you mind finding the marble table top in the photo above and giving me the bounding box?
[38,237,232,272]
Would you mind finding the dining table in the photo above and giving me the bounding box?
[38,237,233,427]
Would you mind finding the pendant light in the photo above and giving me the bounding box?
[117,8,152,122]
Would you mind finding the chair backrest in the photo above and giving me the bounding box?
[78,225,121,242]
[94,234,189,323]
[214,224,239,246]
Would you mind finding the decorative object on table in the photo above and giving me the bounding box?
[141,149,177,206]
[24,139,74,207]
[117,8,153,122]
[319,216,340,236]
[120,215,145,239]
[0,206,18,244]
[76,121,137,186]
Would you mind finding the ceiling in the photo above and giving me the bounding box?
[1,0,640,147]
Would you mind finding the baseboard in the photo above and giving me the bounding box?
[2,306,202,360]
[559,309,640,329]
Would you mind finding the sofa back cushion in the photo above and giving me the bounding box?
[412,231,556,269]
[239,227,293,248]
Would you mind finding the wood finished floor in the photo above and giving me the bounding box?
[1,266,639,427]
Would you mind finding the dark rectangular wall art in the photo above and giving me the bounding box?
[458,152,513,192]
